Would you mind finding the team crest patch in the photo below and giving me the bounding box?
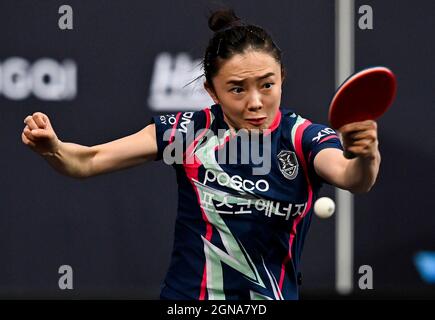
[277,150,299,180]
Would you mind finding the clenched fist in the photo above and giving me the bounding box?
[22,112,60,157]
[339,120,379,160]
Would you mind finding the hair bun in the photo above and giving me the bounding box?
[208,9,241,32]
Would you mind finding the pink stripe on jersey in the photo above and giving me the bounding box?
[278,119,314,291]
[180,108,212,300]
[319,134,339,144]
[213,133,235,153]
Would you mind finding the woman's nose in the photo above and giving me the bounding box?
[247,91,263,111]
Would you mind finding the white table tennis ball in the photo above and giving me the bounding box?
[314,197,335,218]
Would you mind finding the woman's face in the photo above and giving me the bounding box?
[205,50,283,131]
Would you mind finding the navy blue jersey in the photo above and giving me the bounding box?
[151,104,342,300]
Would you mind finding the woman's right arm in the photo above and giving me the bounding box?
[22,112,158,179]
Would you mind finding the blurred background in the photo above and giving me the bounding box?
[1,0,434,299]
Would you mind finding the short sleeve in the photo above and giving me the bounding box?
[150,110,207,162]
[302,123,343,184]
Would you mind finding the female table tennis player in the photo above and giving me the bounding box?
[21,9,380,300]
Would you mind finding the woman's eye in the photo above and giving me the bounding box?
[231,87,244,94]
[263,83,274,89]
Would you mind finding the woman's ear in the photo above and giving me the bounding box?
[204,81,219,104]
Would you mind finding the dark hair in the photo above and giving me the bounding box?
[203,9,284,90]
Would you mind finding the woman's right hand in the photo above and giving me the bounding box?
[22,112,61,157]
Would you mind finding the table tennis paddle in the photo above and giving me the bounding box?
[328,66,397,159]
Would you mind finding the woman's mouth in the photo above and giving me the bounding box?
[245,117,267,126]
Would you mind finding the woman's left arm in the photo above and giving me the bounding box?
[313,120,381,193]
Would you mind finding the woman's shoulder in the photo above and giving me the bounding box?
[280,107,309,125]
[279,108,338,139]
